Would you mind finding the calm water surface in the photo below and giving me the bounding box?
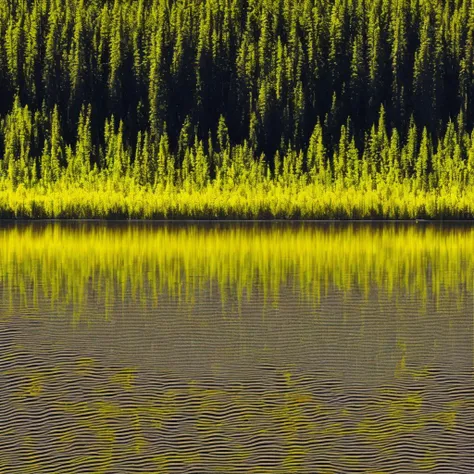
[0,222,473,473]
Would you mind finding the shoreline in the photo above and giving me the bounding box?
[1,218,474,224]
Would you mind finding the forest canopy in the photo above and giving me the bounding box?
[1,0,474,219]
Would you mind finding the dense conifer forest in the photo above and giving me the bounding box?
[1,0,474,218]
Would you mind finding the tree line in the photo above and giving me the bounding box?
[1,0,474,190]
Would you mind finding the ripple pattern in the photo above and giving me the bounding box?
[0,222,473,473]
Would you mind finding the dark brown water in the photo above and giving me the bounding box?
[0,223,473,473]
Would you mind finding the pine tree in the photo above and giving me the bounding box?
[416,128,430,190]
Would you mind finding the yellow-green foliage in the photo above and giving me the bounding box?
[1,0,474,219]
[1,176,474,219]
[1,99,474,219]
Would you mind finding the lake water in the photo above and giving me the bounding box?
[0,222,473,473]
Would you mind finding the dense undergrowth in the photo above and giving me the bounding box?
[1,179,474,219]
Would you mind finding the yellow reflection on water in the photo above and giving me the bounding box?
[0,223,473,473]
[0,223,473,319]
